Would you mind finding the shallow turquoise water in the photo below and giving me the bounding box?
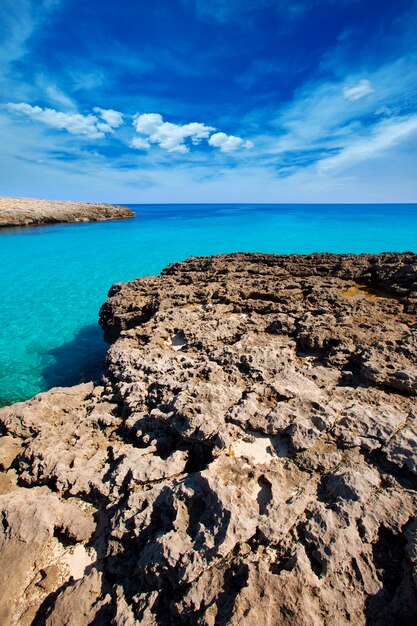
[1,203,416,406]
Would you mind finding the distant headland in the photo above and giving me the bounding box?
[0,197,134,228]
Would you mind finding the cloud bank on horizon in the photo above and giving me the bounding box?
[0,0,416,202]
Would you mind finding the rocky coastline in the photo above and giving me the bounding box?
[0,251,416,625]
[0,197,134,228]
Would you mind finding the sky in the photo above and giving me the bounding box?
[0,0,416,203]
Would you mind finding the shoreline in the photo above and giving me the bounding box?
[0,251,416,623]
[0,196,134,228]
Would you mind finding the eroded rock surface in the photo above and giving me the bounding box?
[1,252,417,625]
[0,197,134,227]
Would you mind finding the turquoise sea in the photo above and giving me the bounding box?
[1,203,416,406]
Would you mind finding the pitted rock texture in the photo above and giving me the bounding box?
[1,252,417,625]
[0,197,134,227]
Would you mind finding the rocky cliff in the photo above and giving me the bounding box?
[0,252,417,625]
[0,197,134,227]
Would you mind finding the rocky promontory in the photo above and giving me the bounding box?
[0,197,134,227]
[1,252,417,625]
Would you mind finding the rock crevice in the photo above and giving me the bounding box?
[1,252,417,624]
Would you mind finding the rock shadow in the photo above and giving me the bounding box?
[41,324,108,390]
[364,523,417,625]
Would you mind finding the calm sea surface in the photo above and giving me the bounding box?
[1,203,416,406]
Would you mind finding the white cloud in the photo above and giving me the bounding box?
[5,102,111,139]
[5,104,253,154]
[318,114,417,172]
[343,79,374,101]
[132,113,215,153]
[130,136,151,150]
[93,107,124,128]
[131,113,253,154]
[208,132,254,152]
[269,56,417,162]
[1,104,416,205]
[133,113,164,135]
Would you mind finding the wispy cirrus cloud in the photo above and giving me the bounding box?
[318,114,417,171]
[0,0,415,203]
[0,1,68,109]
[265,52,417,174]
[0,0,62,70]
[343,79,374,101]
[183,0,279,22]
[184,0,359,23]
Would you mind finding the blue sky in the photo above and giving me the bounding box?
[0,0,416,202]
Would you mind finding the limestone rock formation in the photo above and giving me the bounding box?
[0,252,416,625]
[0,197,134,227]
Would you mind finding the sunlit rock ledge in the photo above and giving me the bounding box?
[0,196,134,227]
[1,251,417,625]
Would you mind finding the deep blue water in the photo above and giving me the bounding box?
[1,203,416,406]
